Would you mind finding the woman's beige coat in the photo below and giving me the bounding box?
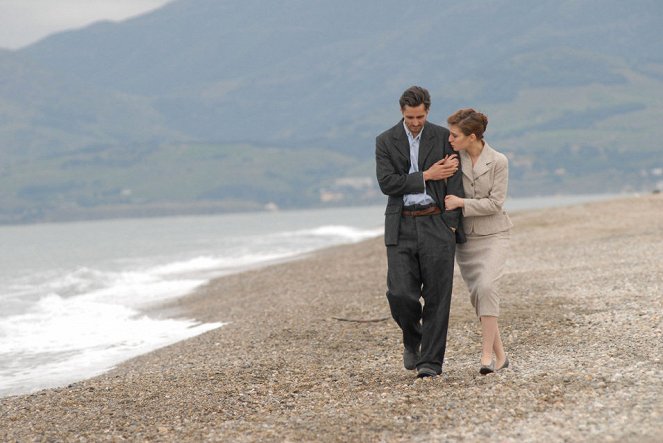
[459,143,513,234]
[456,142,512,316]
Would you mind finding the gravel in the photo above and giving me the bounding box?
[1,194,662,442]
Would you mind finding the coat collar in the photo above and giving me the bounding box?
[460,142,495,179]
[391,120,437,169]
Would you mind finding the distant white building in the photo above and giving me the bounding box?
[319,176,380,203]
[333,177,374,189]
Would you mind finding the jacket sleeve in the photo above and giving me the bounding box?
[442,139,464,230]
[375,135,425,197]
[463,154,508,217]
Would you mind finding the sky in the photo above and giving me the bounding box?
[0,0,173,50]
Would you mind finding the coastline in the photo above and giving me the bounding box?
[2,194,662,441]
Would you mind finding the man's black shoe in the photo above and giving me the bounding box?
[416,367,438,378]
[403,348,419,370]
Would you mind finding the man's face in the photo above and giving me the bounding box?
[401,104,428,137]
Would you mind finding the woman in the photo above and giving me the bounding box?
[444,108,513,375]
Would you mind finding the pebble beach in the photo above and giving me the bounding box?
[1,194,662,442]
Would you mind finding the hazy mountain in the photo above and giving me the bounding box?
[1,0,662,223]
[0,51,182,158]
[19,0,663,148]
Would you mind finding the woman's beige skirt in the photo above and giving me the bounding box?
[456,230,510,317]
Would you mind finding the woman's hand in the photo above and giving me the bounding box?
[444,194,464,210]
[423,154,458,181]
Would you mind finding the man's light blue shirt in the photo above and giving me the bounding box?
[403,122,435,207]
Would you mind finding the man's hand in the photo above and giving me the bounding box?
[423,154,459,182]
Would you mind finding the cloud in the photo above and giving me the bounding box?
[0,0,173,49]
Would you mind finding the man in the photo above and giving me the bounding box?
[375,86,464,378]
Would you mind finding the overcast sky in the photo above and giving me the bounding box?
[0,0,173,50]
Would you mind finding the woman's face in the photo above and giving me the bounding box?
[448,124,472,151]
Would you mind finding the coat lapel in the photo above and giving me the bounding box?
[460,150,473,180]
[473,143,495,178]
[417,123,436,171]
[391,121,411,164]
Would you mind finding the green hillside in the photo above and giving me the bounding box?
[0,142,377,223]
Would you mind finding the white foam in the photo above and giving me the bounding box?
[147,252,300,277]
[149,256,229,275]
[0,292,222,396]
[275,225,383,242]
[304,225,383,242]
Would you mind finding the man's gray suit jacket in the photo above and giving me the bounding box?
[375,120,465,246]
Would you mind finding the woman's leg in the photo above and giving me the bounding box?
[480,316,506,366]
[493,321,506,368]
[479,316,497,365]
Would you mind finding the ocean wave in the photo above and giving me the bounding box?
[0,292,222,354]
[275,225,383,242]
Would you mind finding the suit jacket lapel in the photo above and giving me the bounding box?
[391,121,411,165]
[418,124,436,171]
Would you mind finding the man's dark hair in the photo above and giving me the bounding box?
[399,86,431,111]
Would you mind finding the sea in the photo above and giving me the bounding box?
[0,194,620,397]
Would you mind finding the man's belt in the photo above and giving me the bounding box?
[402,206,442,217]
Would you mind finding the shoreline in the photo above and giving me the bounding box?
[0,191,627,228]
[2,194,662,441]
